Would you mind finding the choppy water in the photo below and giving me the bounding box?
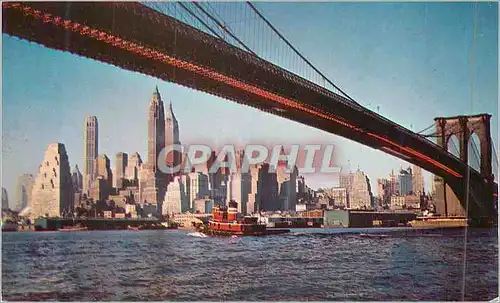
[2,228,498,301]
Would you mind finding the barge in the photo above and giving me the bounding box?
[408,216,468,229]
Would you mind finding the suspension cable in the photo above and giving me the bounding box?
[417,123,434,134]
[192,2,256,56]
[246,1,358,104]
[176,2,224,40]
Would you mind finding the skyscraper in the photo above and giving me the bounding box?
[95,154,113,188]
[398,167,413,195]
[83,116,98,194]
[115,152,128,188]
[71,165,83,192]
[2,187,9,210]
[246,164,260,214]
[30,143,74,218]
[257,163,279,211]
[165,102,181,178]
[162,176,185,215]
[412,165,425,195]
[147,86,165,172]
[15,173,34,211]
[141,87,166,210]
[125,152,142,181]
[349,170,372,209]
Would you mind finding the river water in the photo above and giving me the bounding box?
[2,228,498,301]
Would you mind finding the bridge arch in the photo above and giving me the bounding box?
[435,114,492,178]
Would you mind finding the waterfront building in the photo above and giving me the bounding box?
[83,116,98,194]
[162,176,186,215]
[125,203,138,218]
[412,165,425,195]
[30,143,74,218]
[404,195,421,209]
[194,198,214,214]
[115,212,126,219]
[295,203,316,212]
[15,173,34,211]
[140,203,158,217]
[398,167,413,195]
[323,209,416,228]
[329,187,348,208]
[2,187,9,210]
[388,194,421,210]
[390,195,406,210]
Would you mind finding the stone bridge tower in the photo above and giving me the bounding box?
[433,114,493,217]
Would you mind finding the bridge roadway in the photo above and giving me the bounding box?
[2,2,496,220]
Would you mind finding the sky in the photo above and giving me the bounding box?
[1,2,498,208]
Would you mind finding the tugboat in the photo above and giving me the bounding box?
[201,201,290,236]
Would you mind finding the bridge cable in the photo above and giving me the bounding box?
[492,139,498,166]
[192,3,231,40]
[469,137,481,172]
[176,2,224,40]
[246,2,358,104]
[192,2,257,56]
[416,123,434,134]
[492,139,498,180]
[448,137,461,158]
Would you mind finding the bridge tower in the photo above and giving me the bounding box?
[433,114,494,218]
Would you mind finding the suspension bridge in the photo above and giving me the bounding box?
[2,2,497,225]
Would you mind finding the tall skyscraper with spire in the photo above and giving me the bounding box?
[165,101,181,178]
[147,86,165,171]
[140,87,167,211]
[83,116,98,195]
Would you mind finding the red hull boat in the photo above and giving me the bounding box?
[203,201,289,237]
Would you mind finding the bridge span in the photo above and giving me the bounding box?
[2,2,496,224]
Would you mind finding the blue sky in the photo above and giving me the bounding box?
[2,2,498,207]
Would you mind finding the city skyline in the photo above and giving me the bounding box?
[2,2,497,207]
